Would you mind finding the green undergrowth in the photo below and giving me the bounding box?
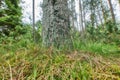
[0,34,120,80]
[0,43,120,80]
[73,39,120,57]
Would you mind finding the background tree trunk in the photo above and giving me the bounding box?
[100,0,107,27]
[79,0,84,31]
[32,0,36,42]
[0,0,2,17]
[108,0,116,23]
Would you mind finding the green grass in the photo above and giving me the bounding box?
[0,35,120,80]
[73,39,120,57]
[0,42,120,80]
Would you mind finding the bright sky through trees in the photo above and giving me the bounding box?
[21,0,120,23]
[21,0,42,23]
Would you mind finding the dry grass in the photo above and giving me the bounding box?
[0,45,120,80]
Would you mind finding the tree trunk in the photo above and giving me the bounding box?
[82,1,86,29]
[42,0,72,48]
[0,0,1,8]
[90,0,95,27]
[79,0,84,31]
[32,0,36,42]
[0,0,3,17]
[100,0,107,27]
[97,5,103,26]
[69,0,75,28]
[108,0,116,23]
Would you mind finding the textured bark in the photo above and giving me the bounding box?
[42,0,72,48]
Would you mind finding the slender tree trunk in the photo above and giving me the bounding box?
[69,0,75,28]
[0,0,2,17]
[100,0,107,27]
[82,9,86,28]
[69,0,78,29]
[108,0,116,23]
[90,1,95,27]
[0,0,1,8]
[97,5,103,26]
[42,0,72,48]
[82,1,86,29]
[32,0,36,42]
[79,0,84,31]
[90,12,95,27]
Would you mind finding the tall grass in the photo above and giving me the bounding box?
[0,30,120,79]
[0,44,120,80]
[72,37,120,56]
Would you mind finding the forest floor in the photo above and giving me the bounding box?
[0,44,120,80]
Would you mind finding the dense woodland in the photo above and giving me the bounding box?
[0,0,120,80]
